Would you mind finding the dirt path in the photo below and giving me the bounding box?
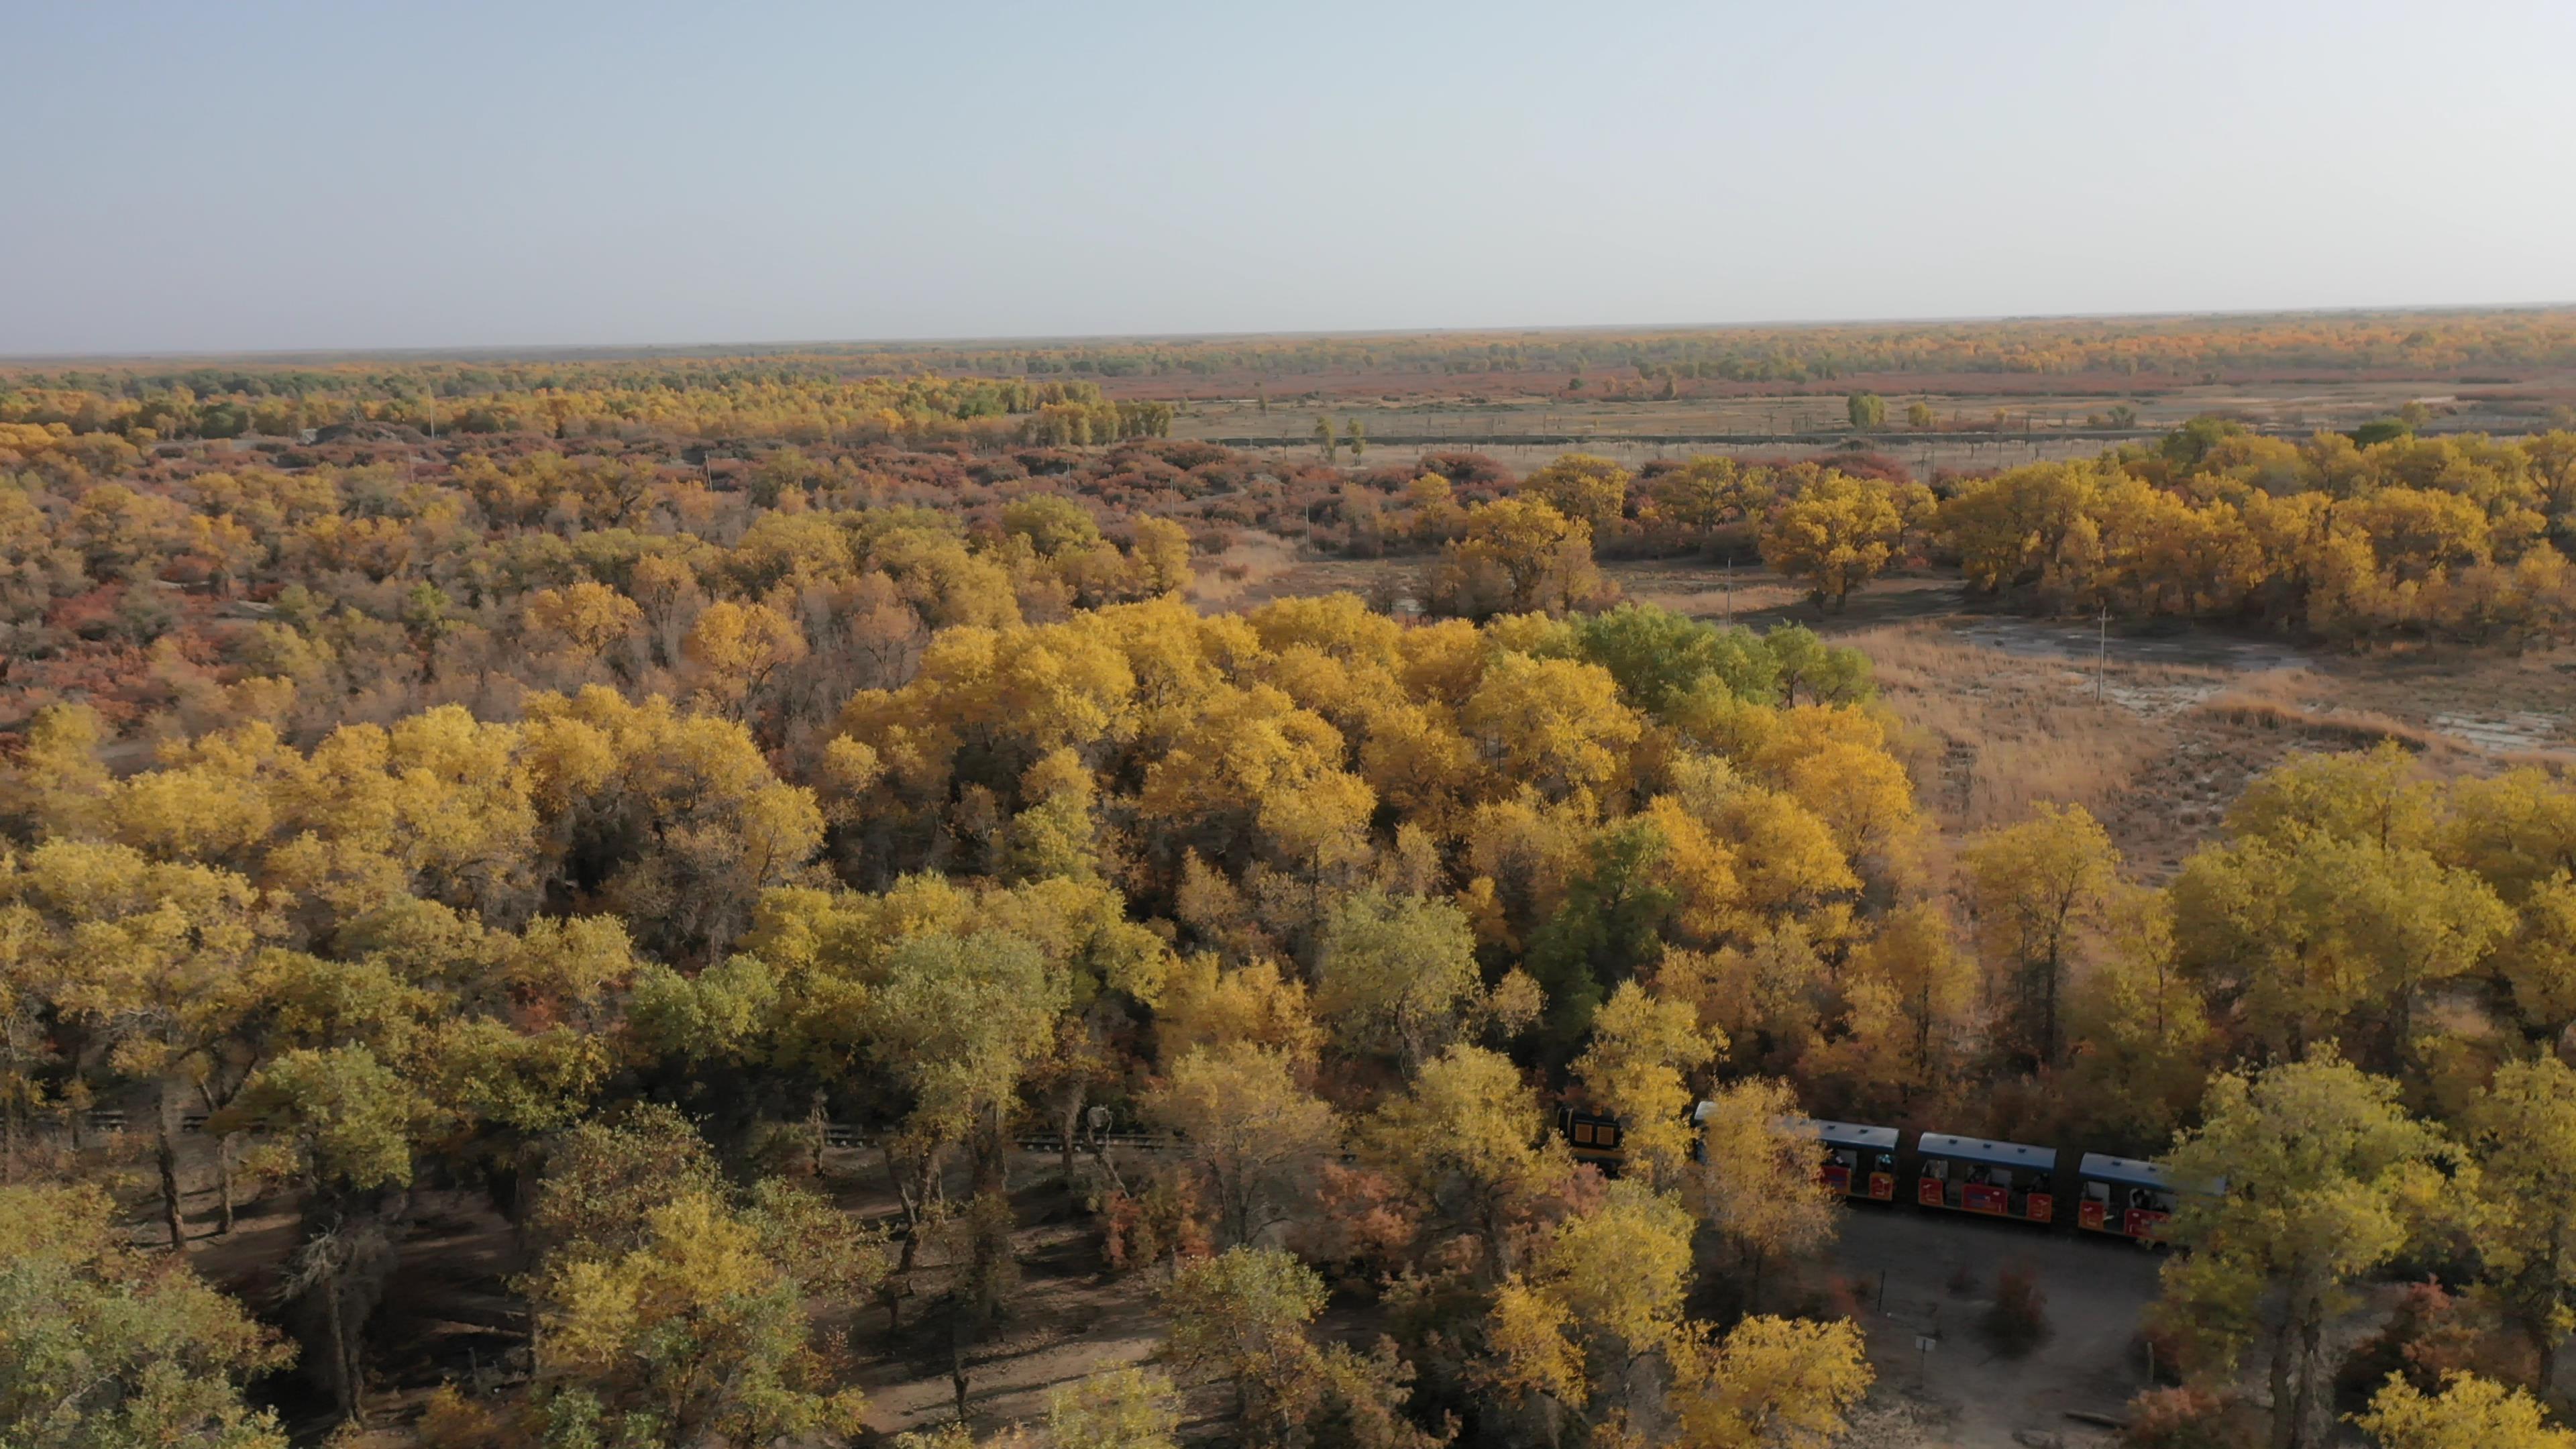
[1828,1208,2163,1448]
[851,1199,1170,1438]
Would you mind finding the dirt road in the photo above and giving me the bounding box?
[1829,1206,2164,1448]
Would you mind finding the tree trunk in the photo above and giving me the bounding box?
[2267,1293,2324,1449]
[2042,944,2063,1067]
[324,1269,357,1424]
[2267,1309,2299,1449]
[215,1133,236,1236]
[1057,1089,1081,1197]
[2388,988,2418,1074]
[2539,1212,2568,1403]
[2286,1304,2324,1449]
[888,1141,928,1264]
[156,1088,186,1250]
[808,1092,828,1179]
[1481,1196,1513,1283]
[971,1101,1010,1200]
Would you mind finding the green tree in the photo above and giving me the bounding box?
[227,1043,433,1424]
[1562,604,1781,716]
[1163,1246,1330,1443]
[1760,623,1875,707]
[1314,889,1483,1068]
[1845,392,1886,430]
[2154,1051,2448,1449]
[861,928,1069,1229]
[1526,818,1674,1052]
[1144,1043,1340,1248]
[2460,1055,2576,1401]
[1359,1044,1570,1281]
[0,1183,290,1449]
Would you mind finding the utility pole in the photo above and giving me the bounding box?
[2096,602,2108,703]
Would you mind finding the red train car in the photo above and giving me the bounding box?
[1792,1118,1900,1201]
[2076,1153,2179,1242]
[1915,1132,2057,1224]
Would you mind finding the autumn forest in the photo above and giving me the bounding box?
[7,313,2576,1449]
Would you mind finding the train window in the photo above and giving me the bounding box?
[1871,1152,1895,1171]
[2083,1181,2111,1203]
[1923,1159,1949,1180]
[1572,1123,1596,1145]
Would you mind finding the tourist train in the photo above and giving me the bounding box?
[1555,1106,2189,1244]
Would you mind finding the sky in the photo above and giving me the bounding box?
[8,0,2575,356]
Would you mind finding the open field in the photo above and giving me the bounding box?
[1134,366,2576,475]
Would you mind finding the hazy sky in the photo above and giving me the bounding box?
[9,1,2574,356]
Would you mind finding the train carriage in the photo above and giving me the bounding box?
[2075,1153,2180,1242]
[1914,1132,2057,1224]
[1791,1118,1900,1201]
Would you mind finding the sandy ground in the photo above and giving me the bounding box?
[1827,1208,2164,1448]
[847,1179,1170,1439]
[1160,371,2575,478]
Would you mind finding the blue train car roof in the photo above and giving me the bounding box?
[2077,1153,2174,1190]
[1917,1132,2055,1170]
[1786,1116,1901,1150]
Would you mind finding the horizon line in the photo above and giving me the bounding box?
[7,299,2575,370]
